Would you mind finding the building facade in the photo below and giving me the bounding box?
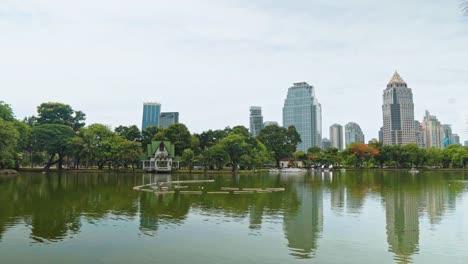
[321,138,332,150]
[159,112,179,128]
[283,82,322,152]
[422,111,444,149]
[382,72,416,146]
[345,122,365,147]
[414,121,425,148]
[442,124,453,148]
[330,124,344,151]
[249,106,264,137]
[142,102,161,130]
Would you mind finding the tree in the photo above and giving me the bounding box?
[205,145,230,170]
[0,119,19,169]
[79,124,114,169]
[0,101,15,121]
[115,125,141,142]
[36,102,86,131]
[31,124,75,171]
[257,125,301,167]
[343,143,379,167]
[220,134,250,172]
[141,126,160,149]
[198,129,228,149]
[182,149,195,172]
[164,124,191,156]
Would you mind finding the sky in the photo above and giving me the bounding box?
[1,0,467,142]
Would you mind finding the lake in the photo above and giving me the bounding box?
[0,171,467,263]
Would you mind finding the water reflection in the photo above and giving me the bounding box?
[0,171,467,263]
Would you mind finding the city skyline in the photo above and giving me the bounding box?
[1,1,467,142]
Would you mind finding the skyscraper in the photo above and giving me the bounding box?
[330,124,344,151]
[345,122,365,147]
[451,134,460,146]
[142,102,161,130]
[422,110,444,149]
[382,72,416,146]
[283,82,322,152]
[159,112,179,128]
[249,106,264,137]
[414,121,425,148]
[442,124,453,147]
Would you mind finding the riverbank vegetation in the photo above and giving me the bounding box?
[1,100,467,171]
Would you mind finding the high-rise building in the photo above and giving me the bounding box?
[379,127,384,143]
[382,72,416,146]
[283,82,322,152]
[422,111,444,149]
[321,138,332,150]
[159,112,179,128]
[249,106,264,137]
[142,102,161,130]
[451,134,460,146]
[345,122,365,147]
[414,121,425,148]
[442,124,453,148]
[330,124,344,151]
[263,121,279,127]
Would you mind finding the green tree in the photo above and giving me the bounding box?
[79,124,114,169]
[205,145,230,170]
[115,125,141,142]
[0,119,19,169]
[36,102,86,131]
[0,101,15,121]
[182,149,195,172]
[31,124,75,171]
[257,125,301,167]
[220,134,250,172]
[164,124,191,156]
[141,126,160,149]
[198,129,228,149]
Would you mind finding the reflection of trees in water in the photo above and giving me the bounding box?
[0,173,139,242]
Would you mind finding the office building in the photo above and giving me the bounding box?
[249,106,264,137]
[321,138,332,150]
[330,124,344,151]
[345,122,365,147]
[142,102,161,130]
[283,82,322,152]
[159,112,179,128]
[422,111,444,149]
[382,72,416,145]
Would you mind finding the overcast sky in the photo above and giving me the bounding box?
[1,0,467,142]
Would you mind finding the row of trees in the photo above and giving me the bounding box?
[291,142,468,169]
[1,100,467,171]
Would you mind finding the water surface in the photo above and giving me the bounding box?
[0,171,467,263]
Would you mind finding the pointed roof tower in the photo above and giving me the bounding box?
[387,71,407,88]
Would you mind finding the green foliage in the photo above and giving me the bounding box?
[0,119,20,169]
[31,124,76,170]
[115,125,141,142]
[198,129,228,149]
[162,123,191,156]
[0,101,15,121]
[141,126,160,148]
[182,149,195,171]
[257,125,301,167]
[204,145,230,170]
[36,102,86,131]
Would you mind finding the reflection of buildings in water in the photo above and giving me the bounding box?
[385,190,419,264]
[283,183,323,259]
[423,183,450,225]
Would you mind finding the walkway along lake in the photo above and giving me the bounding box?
[0,171,467,263]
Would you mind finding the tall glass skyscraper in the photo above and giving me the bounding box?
[249,106,264,137]
[283,82,322,152]
[160,112,179,128]
[142,102,161,130]
[330,124,344,151]
[382,72,416,146]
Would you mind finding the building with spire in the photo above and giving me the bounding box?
[345,122,365,147]
[382,72,416,146]
[283,82,322,151]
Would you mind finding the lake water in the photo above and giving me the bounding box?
[0,171,467,264]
